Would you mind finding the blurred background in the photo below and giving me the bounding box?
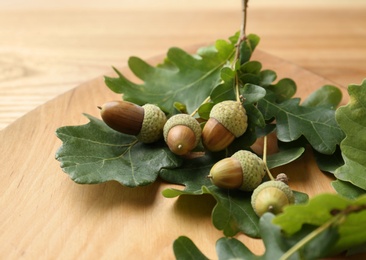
[1,0,366,129]
[1,0,366,10]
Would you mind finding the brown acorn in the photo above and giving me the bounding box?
[99,100,166,143]
[202,100,248,152]
[207,150,266,191]
[207,157,243,189]
[163,114,202,155]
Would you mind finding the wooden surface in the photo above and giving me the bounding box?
[1,1,366,259]
[1,3,366,130]
[0,48,354,259]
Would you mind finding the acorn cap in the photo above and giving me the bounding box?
[231,150,266,191]
[163,114,202,147]
[137,104,167,143]
[251,180,295,216]
[210,100,248,137]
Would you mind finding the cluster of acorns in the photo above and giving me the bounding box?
[99,100,295,217]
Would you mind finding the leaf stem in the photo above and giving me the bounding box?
[235,75,241,103]
[263,135,275,180]
[280,205,366,260]
[279,214,344,260]
[190,96,211,117]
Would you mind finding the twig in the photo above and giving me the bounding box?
[263,135,275,180]
[190,96,211,117]
[234,0,249,102]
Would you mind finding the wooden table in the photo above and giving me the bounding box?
[1,1,366,259]
[1,3,366,129]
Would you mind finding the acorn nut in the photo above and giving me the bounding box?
[202,100,248,152]
[208,150,266,191]
[207,157,243,189]
[163,114,202,155]
[251,180,295,217]
[99,100,167,143]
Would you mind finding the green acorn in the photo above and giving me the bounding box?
[251,180,295,217]
[99,100,166,143]
[163,114,202,155]
[202,100,248,152]
[207,150,266,191]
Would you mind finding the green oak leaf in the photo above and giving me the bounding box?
[226,123,258,152]
[173,213,340,260]
[210,187,260,237]
[160,151,308,238]
[244,104,265,129]
[273,193,366,256]
[332,180,366,199]
[210,66,236,103]
[197,102,214,120]
[273,194,349,234]
[313,147,344,174]
[239,33,261,64]
[210,62,265,104]
[240,61,262,75]
[266,147,305,169]
[259,69,277,87]
[302,84,343,110]
[104,36,238,115]
[215,237,257,260]
[173,101,188,114]
[173,236,209,260]
[241,83,266,104]
[300,85,343,174]
[258,213,339,260]
[267,78,297,103]
[160,154,217,195]
[255,123,276,138]
[160,153,261,237]
[258,92,345,154]
[174,195,366,259]
[238,61,262,86]
[55,114,182,187]
[240,84,267,129]
[240,73,261,86]
[335,79,366,191]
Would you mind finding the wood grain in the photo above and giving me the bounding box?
[1,6,366,129]
[1,2,366,259]
[1,48,364,259]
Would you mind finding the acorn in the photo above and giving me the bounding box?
[251,180,295,217]
[202,100,248,152]
[207,150,266,191]
[163,114,202,155]
[99,100,166,143]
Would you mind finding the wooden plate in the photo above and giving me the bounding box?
[0,48,361,259]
